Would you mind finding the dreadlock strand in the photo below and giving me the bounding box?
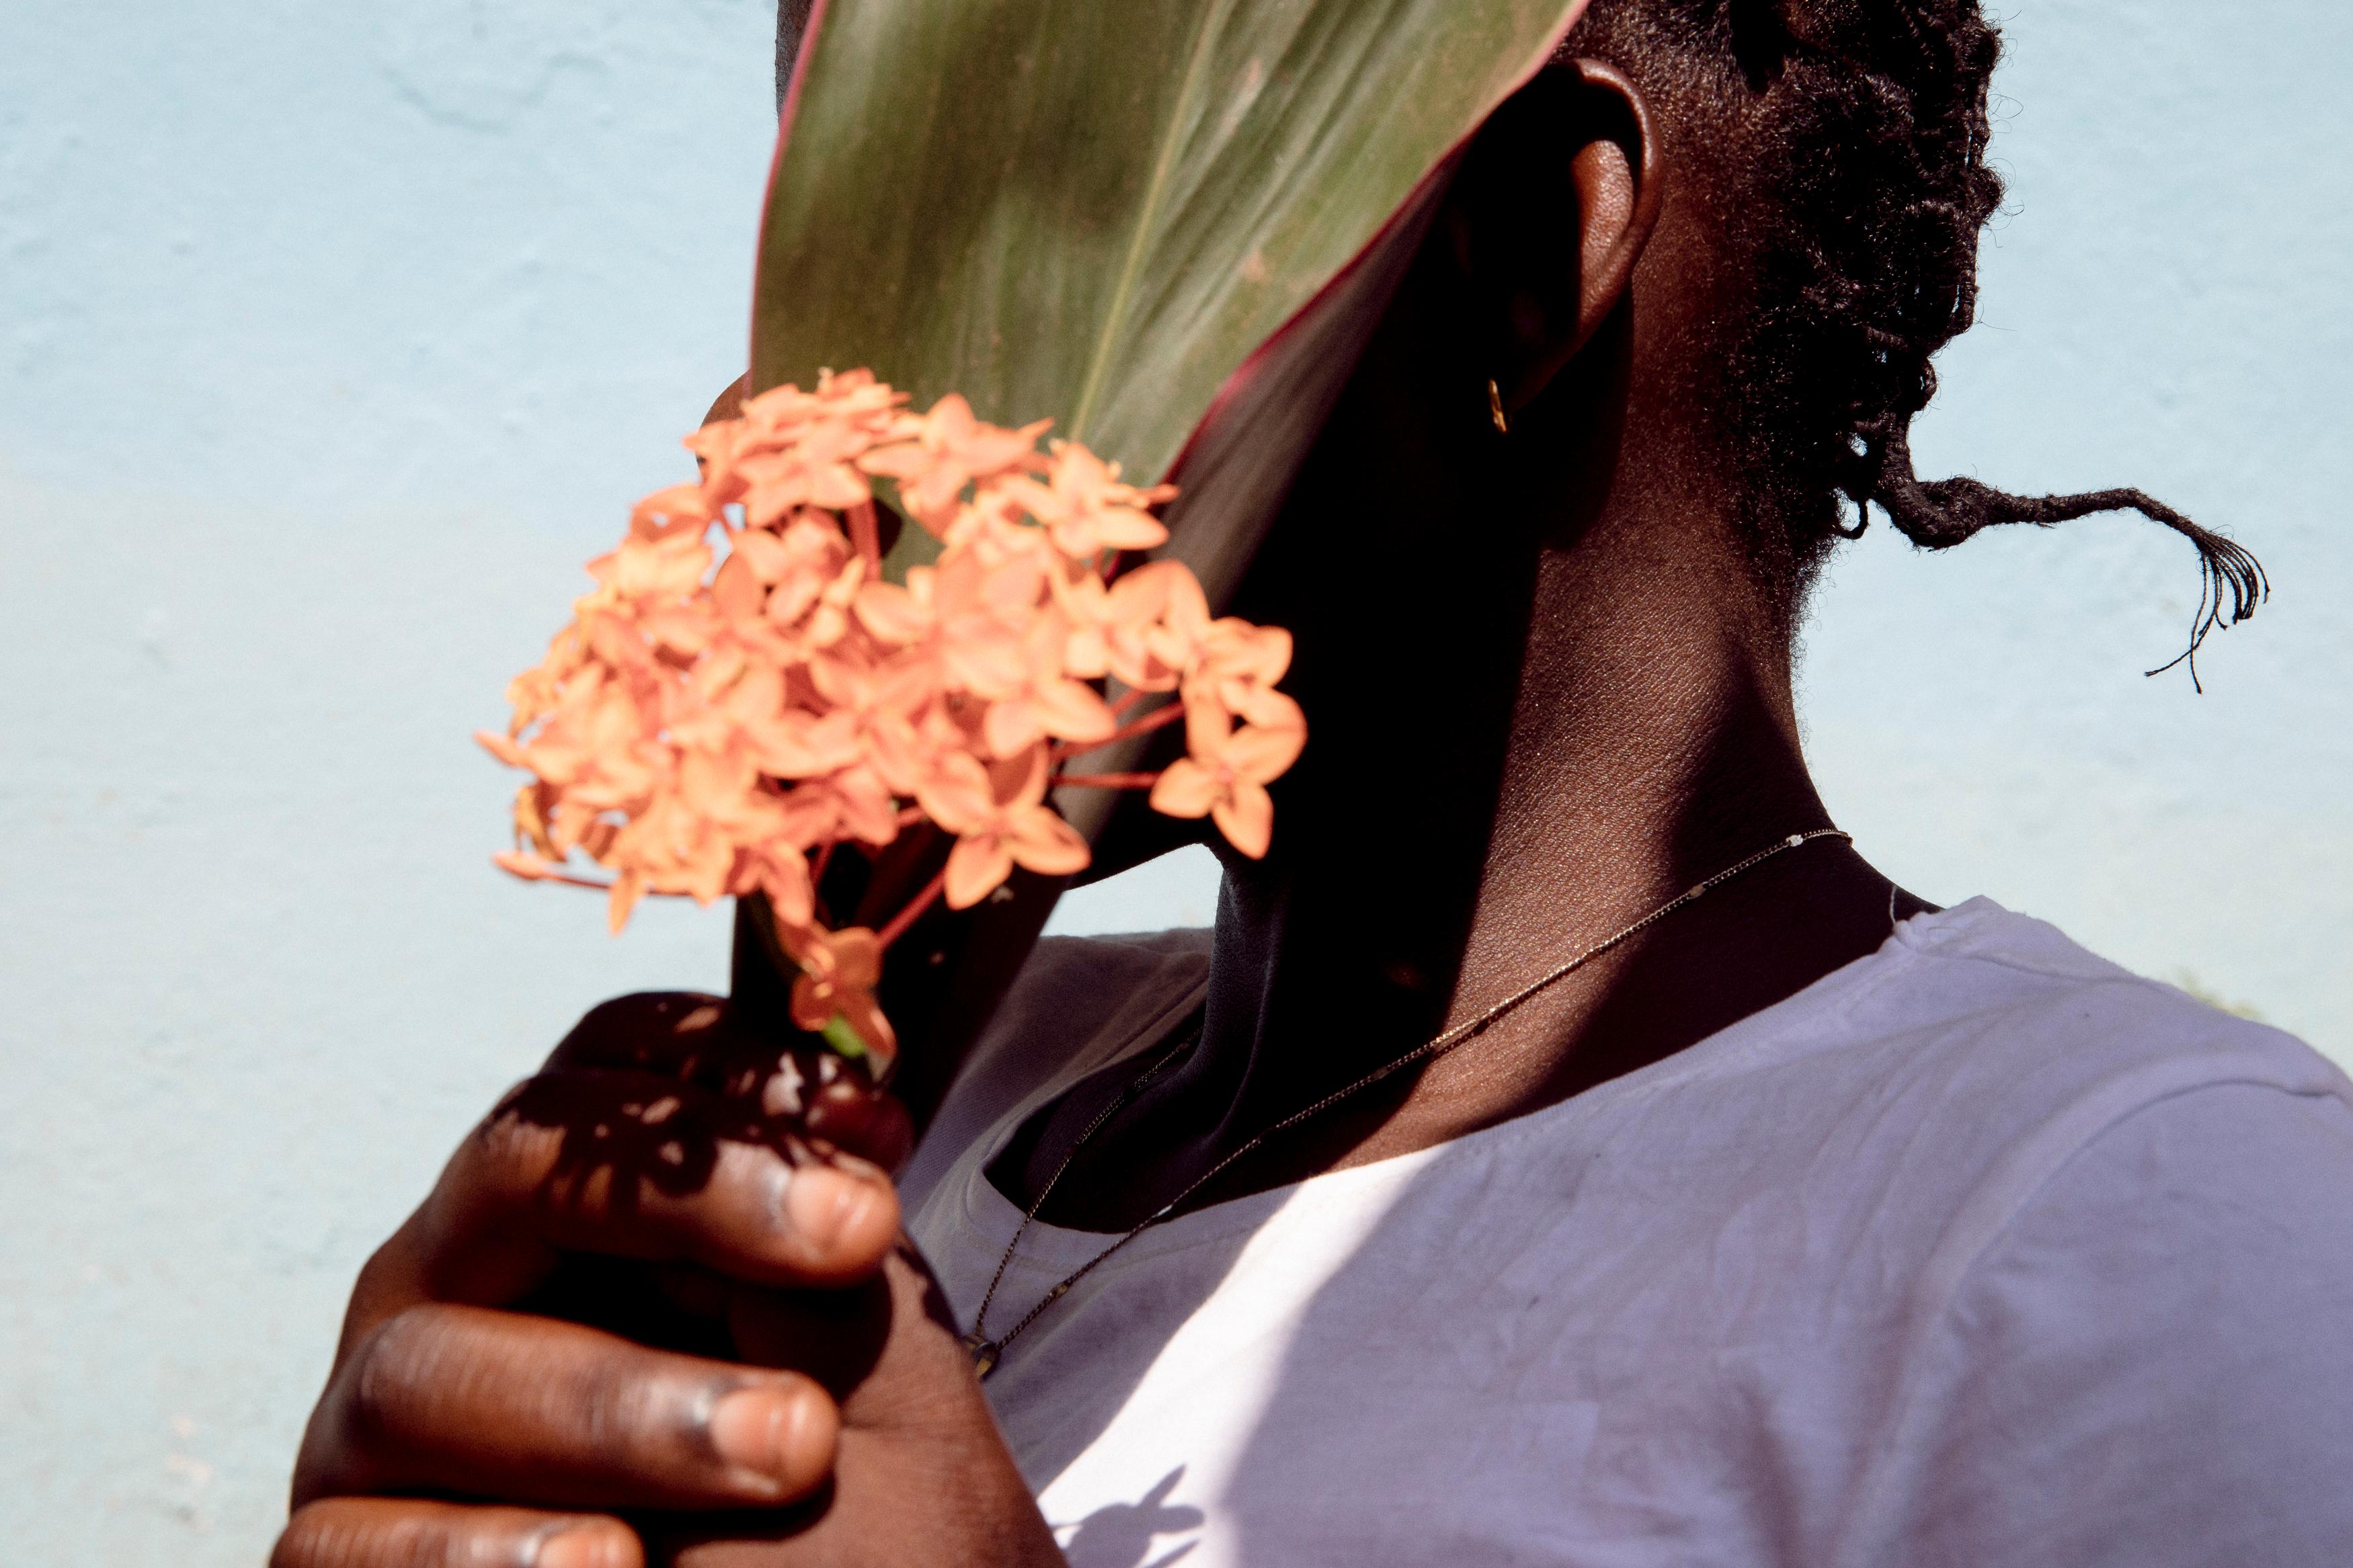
[1571,0,2269,685]
[1860,420,2269,690]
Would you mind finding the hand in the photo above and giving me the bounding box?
[269,993,970,1567]
[637,1246,1066,1568]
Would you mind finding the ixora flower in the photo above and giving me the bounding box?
[480,370,1302,1073]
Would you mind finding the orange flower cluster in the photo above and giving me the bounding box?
[480,370,1304,1066]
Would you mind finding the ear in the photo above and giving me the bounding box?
[1440,58,1663,414]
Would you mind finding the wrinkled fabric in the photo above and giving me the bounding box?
[906,901,2353,1567]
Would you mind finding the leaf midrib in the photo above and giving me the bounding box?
[1065,0,1238,444]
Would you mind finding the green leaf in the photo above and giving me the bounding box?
[754,0,1590,597]
[734,0,1591,1097]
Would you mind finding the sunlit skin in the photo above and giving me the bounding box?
[276,58,1938,1568]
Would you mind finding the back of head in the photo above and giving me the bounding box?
[1568,0,2264,677]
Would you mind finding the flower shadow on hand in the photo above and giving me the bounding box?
[489,992,912,1363]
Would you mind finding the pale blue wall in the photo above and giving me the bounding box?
[2,2,2345,1559]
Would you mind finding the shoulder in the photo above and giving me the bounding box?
[1686,898,2350,1327]
[1874,897,2353,1270]
[1794,905,2353,1560]
[1864,896,2321,1071]
[1822,898,2345,1188]
[1837,979,2353,1559]
[900,928,1211,1208]
[1890,898,2353,1295]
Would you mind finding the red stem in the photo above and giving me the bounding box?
[1096,700,1187,749]
[847,501,883,574]
[1109,686,1155,718]
[1055,698,1185,761]
[875,864,949,950]
[1055,772,1163,790]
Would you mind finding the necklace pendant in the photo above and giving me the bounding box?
[959,1332,1000,1379]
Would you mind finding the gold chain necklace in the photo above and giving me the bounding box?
[959,828,1853,1378]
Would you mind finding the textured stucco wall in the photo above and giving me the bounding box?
[1,2,2345,1560]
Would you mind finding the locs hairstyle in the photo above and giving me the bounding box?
[1566,0,2264,677]
[772,0,2265,682]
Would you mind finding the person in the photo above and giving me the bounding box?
[272,2,2350,1564]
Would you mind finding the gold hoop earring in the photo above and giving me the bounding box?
[1487,378,1510,435]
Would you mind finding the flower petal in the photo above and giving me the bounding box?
[1223,720,1306,783]
[475,729,527,768]
[830,927,885,990]
[493,849,557,881]
[852,581,931,645]
[1148,757,1222,819]
[1031,678,1118,745]
[984,698,1043,761]
[1182,690,1232,761]
[945,833,1013,910]
[1006,806,1092,878]
[916,751,996,835]
[761,852,815,927]
[1210,778,1274,859]
[838,994,899,1077]
[608,870,646,934]
[790,973,835,1034]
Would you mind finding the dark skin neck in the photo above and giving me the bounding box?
[990,62,1930,1232]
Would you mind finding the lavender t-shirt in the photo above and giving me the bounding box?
[906,901,2353,1567]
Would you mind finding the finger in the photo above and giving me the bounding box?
[352,1069,900,1336]
[304,1305,840,1512]
[727,1245,967,1411]
[473,1069,900,1284]
[548,994,912,1170]
[801,1078,916,1175]
[273,1499,641,1568]
[545,994,824,1105]
[545,994,752,1082]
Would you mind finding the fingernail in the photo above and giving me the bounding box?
[711,1385,827,1491]
[784,1164,873,1255]
[535,1524,627,1568]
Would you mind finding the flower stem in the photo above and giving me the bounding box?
[820,1014,872,1060]
[1098,701,1186,748]
[848,501,883,574]
[875,863,949,950]
[1055,699,1183,761]
[1055,772,1163,790]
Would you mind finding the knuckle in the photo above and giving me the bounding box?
[557,992,729,1066]
[564,1350,685,1474]
[270,1506,335,1568]
[475,1079,543,1147]
[274,1501,485,1568]
[484,1075,536,1124]
[573,993,664,1038]
[463,1095,558,1197]
[272,1502,383,1568]
[348,1234,409,1309]
[343,1306,449,1449]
